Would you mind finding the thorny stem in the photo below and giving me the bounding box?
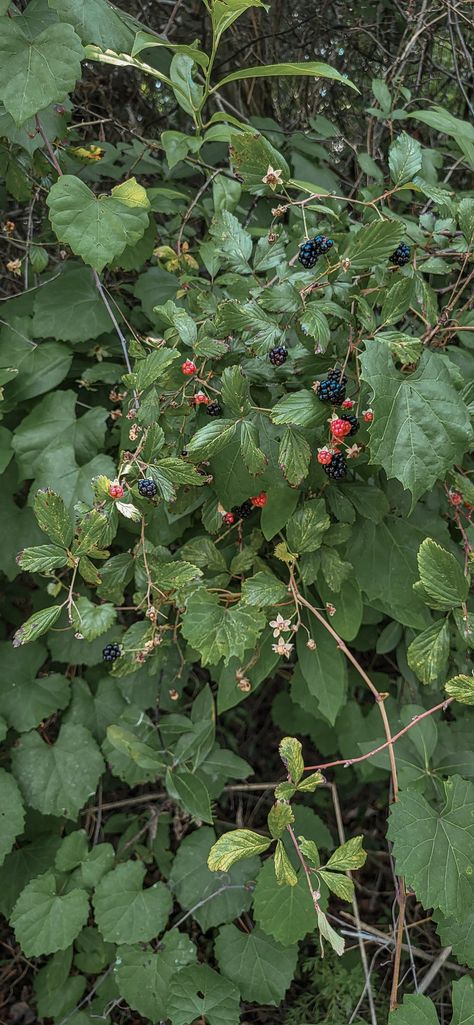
[304,697,454,773]
[289,571,406,1008]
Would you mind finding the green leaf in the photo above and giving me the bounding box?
[317,909,345,956]
[33,266,111,343]
[268,802,294,840]
[214,61,358,93]
[33,489,74,547]
[47,176,150,272]
[93,861,172,943]
[345,220,404,270]
[170,827,258,929]
[389,132,422,184]
[11,872,89,956]
[215,924,297,1004]
[220,365,252,416]
[299,304,331,350]
[295,613,347,725]
[388,993,440,1025]
[170,54,203,115]
[297,771,325,793]
[0,770,25,868]
[13,604,62,647]
[186,420,237,460]
[49,0,134,49]
[407,619,450,683]
[416,539,469,610]
[253,858,316,945]
[208,829,272,872]
[372,77,391,113]
[274,839,298,886]
[153,300,197,346]
[360,341,472,503]
[445,676,474,706]
[279,737,304,784]
[71,597,117,641]
[388,776,474,916]
[278,429,311,486]
[271,389,325,427]
[380,279,416,327]
[241,571,288,607]
[325,835,367,871]
[167,770,212,824]
[17,544,68,573]
[73,510,109,556]
[209,211,252,273]
[239,421,267,475]
[0,663,69,733]
[182,590,265,666]
[0,18,84,125]
[230,130,290,193]
[114,932,196,1024]
[286,499,330,553]
[435,908,474,969]
[318,869,354,902]
[12,723,104,819]
[167,964,240,1025]
[134,348,180,391]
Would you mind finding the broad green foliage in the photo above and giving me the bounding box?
[1,0,473,1021]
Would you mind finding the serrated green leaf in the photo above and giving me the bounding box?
[186,420,237,460]
[318,869,354,901]
[208,829,272,872]
[12,723,104,819]
[274,839,298,886]
[168,964,240,1025]
[47,176,150,272]
[297,771,325,793]
[33,489,74,547]
[240,421,267,475]
[114,932,196,1024]
[325,835,367,871]
[93,861,172,943]
[11,872,89,956]
[278,428,311,486]
[241,571,288,607]
[445,675,474,706]
[71,597,116,641]
[407,618,450,683]
[253,858,316,945]
[389,132,422,184]
[279,736,304,783]
[271,389,325,427]
[210,211,252,273]
[134,348,180,390]
[220,365,252,416]
[286,499,330,553]
[0,770,25,868]
[345,220,403,270]
[182,590,265,666]
[416,539,469,610]
[268,802,294,840]
[13,604,62,647]
[360,341,472,503]
[388,775,474,916]
[317,908,345,956]
[215,924,297,1004]
[17,544,68,573]
[0,18,84,125]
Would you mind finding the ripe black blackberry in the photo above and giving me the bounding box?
[327,367,347,385]
[341,413,359,436]
[138,478,157,498]
[103,642,121,662]
[298,239,319,269]
[313,234,334,255]
[206,402,222,417]
[390,242,411,267]
[318,377,346,405]
[269,345,288,367]
[323,452,347,480]
[231,500,253,520]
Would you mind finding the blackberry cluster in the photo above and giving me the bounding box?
[269,345,288,367]
[298,234,334,269]
[318,368,347,405]
[390,242,411,266]
[206,402,222,417]
[341,413,359,436]
[323,452,347,480]
[231,500,253,520]
[103,642,121,662]
[138,478,157,498]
